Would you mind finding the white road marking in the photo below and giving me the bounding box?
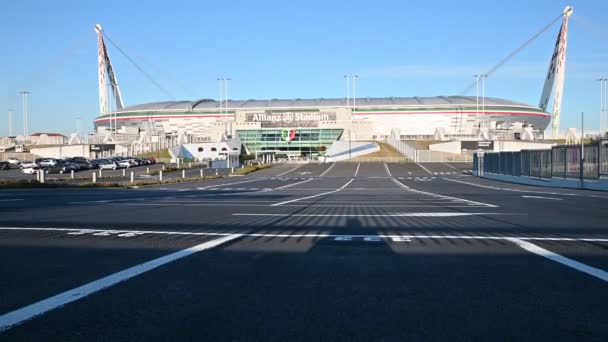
[319,163,336,177]
[275,178,313,190]
[270,178,354,206]
[391,178,497,207]
[416,163,433,175]
[508,238,608,282]
[1,227,607,242]
[384,162,392,177]
[335,236,352,241]
[354,163,361,177]
[276,164,304,177]
[233,212,511,217]
[0,234,242,332]
[442,163,465,172]
[442,178,578,196]
[391,237,412,242]
[522,195,563,201]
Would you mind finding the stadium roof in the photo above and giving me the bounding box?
[119,96,537,112]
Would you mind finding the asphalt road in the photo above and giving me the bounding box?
[0,161,607,341]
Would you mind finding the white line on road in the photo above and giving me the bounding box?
[1,227,607,242]
[0,234,242,332]
[276,164,304,177]
[270,178,354,206]
[233,212,513,217]
[275,178,314,190]
[384,162,392,177]
[521,195,563,201]
[508,238,608,282]
[442,178,579,196]
[442,163,464,172]
[319,163,336,177]
[354,163,360,177]
[391,178,497,207]
[0,199,24,202]
[416,163,433,175]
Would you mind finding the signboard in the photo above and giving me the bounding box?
[89,144,115,152]
[245,111,336,128]
[461,141,493,151]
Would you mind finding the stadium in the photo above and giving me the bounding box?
[92,5,570,158]
[94,97,550,155]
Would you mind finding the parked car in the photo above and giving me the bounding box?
[21,166,40,174]
[98,160,118,170]
[115,159,131,168]
[20,161,37,169]
[7,158,20,165]
[0,161,11,170]
[38,159,58,167]
[46,162,80,174]
[71,160,93,170]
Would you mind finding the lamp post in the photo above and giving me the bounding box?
[597,78,607,136]
[480,75,488,131]
[473,75,480,132]
[344,75,350,107]
[352,75,359,110]
[8,109,13,137]
[20,91,30,137]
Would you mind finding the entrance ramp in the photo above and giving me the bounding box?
[325,141,380,162]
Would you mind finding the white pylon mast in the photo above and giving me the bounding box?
[538,6,573,138]
[95,24,124,116]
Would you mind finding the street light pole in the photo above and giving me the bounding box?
[598,78,607,137]
[20,91,30,138]
[217,77,224,120]
[352,75,358,110]
[473,75,479,132]
[481,75,488,131]
[344,75,350,108]
[8,109,13,137]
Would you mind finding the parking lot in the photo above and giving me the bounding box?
[0,161,606,341]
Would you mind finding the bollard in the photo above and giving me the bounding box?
[130,171,134,183]
[92,172,97,183]
[215,169,218,176]
[200,168,204,178]
[159,170,163,181]
[71,170,74,179]
[189,162,192,168]
[231,167,234,174]
[177,159,180,168]
[39,170,45,184]
[122,169,126,177]
[182,169,186,179]
[162,164,165,171]
[36,170,40,182]
[146,167,150,174]
[99,169,102,177]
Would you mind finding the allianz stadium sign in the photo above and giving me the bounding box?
[245,111,336,128]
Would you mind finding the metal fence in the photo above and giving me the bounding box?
[477,139,608,180]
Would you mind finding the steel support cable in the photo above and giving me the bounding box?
[460,12,564,95]
[101,31,176,100]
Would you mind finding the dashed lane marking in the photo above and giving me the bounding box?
[0,234,242,332]
[354,163,361,177]
[1,227,607,242]
[508,238,608,282]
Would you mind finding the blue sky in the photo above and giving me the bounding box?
[1,0,607,136]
